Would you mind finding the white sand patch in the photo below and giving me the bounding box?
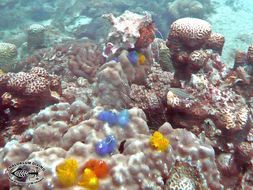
[208,0,253,67]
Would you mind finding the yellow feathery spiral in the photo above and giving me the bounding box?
[78,168,99,190]
[150,131,170,152]
[56,158,78,187]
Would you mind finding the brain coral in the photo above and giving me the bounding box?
[168,17,211,48]
[205,33,225,54]
[0,42,17,72]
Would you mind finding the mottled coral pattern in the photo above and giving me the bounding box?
[169,17,211,43]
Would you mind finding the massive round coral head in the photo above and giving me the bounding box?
[168,17,212,47]
[0,43,17,60]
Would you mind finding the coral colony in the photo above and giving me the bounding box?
[0,9,253,190]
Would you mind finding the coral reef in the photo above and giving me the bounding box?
[231,43,253,101]
[247,44,253,64]
[0,4,252,190]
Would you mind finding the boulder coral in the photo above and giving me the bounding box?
[0,105,223,189]
[167,0,213,20]
[27,24,46,52]
[0,42,17,72]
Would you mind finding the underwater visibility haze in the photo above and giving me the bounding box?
[0,0,253,189]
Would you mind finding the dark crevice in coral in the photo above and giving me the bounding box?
[118,140,126,154]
